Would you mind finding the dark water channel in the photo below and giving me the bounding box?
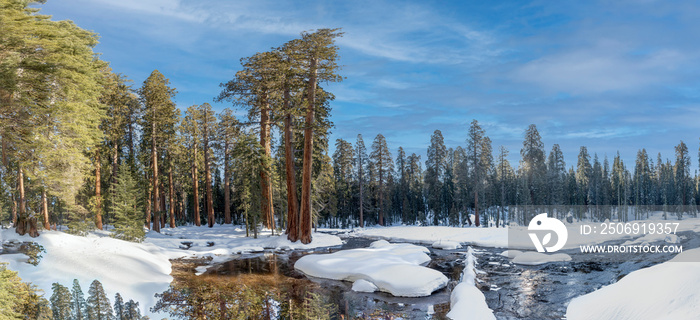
[161,232,698,319]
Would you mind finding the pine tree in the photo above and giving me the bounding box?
[195,103,217,228]
[333,139,355,227]
[355,134,368,227]
[139,69,178,233]
[50,282,72,320]
[181,105,203,226]
[425,130,447,225]
[467,120,491,227]
[217,109,240,224]
[114,293,125,320]
[71,279,87,320]
[675,140,692,217]
[369,134,393,226]
[519,124,547,209]
[298,29,343,244]
[87,280,113,320]
[547,144,566,206]
[123,299,142,320]
[111,163,145,242]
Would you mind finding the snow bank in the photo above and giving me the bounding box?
[622,233,680,246]
[294,240,448,297]
[566,247,700,320]
[0,225,343,318]
[0,228,172,318]
[353,226,508,248]
[511,251,571,265]
[447,247,495,320]
[432,240,462,250]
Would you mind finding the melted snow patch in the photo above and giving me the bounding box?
[352,279,378,292]
[294,240,447,297]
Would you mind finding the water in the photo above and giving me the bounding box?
[155,233,697,319]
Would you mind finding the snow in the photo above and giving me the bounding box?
[294,240,448,297]
[352,226,508,248]
[0,225,342,318]
[352,279,378,292]
[432,240,462,250]
[566,247,700,320]
[447,247,495,320]
[511,251,572,265]
[622,233,680,246]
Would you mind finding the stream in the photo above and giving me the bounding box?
[157,231,699,319]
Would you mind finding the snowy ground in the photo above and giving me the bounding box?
[1,212,699,319]
[566,247,700,320]
[0,225,342,318]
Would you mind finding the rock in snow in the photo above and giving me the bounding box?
[294,240,448,297]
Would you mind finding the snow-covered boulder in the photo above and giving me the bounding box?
[432,240,461,250]
[294,240,448,297]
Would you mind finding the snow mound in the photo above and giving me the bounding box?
[499,250,523,258]
[447,247,495,320]
[567,248,700,320]
[352,279,378,292]
[294,240,447,297]
[622,233,680,246]
[511,251,571,265]
[432,240,461,250]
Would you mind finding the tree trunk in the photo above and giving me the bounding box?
[16,167,27,236]
[11,193,17,226]
[193,142,201,226]
[152,106,160,233]
[284,84,299,242]
[474,190,480,227]
[260,100,275,231]
[300,57,317,244]
[169,163,175,228]
[145,173,151,229]
[160,188,166,228]
[1,135,7,167]
[224,142,231,224]
[42,189,50,230]
[95,151,103,230]
[379,164,384,226]
[204,119,214,228]
[359,163,364,228]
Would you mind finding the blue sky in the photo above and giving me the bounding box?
[39,0,700,169]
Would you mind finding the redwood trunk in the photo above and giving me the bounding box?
[95,151,103,230]
[284,84,299,241]
[16,167,26,235]
[42,190,49,230]
[169,164,175,228]
[260,101,274,231]
[300,57,317,244]
[145,173,151,229]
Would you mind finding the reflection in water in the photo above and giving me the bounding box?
[152,253,427,319]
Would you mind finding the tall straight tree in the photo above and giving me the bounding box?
[425,130,447,225]
[370,134,393,226]
[355,134,368,228]
[217,51,280,232]
[298,29,343,243]
[196,103,217,228]
[139,70,177,232]
[467,120,490,227]
[520,124,547,207]
[181,106,202,226]
[217,109,239,224]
